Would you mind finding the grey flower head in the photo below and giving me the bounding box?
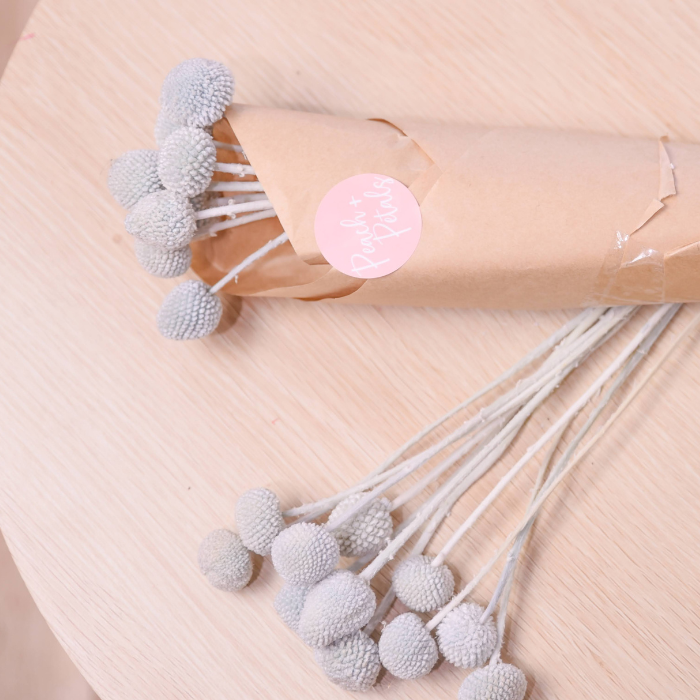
[125,189,196,250]
[156,280,223,341]
[190,190,211,212]
[377,612,438,680]
[155,109,182,147]
[158,127,217,197]
[235,488,285,556]
[392,555,455,613]
[108,149,163,209]
[458,663,528,700]
[270,522,339,586]
[297,570,376,648]
[274,583,311,633]
[160,58,234,128]
[155,108,214,147]
[327,493,393,558]
[134,239,192,278]
[436,602,498,669]
[197,529,252,592]
[314,630,381,692]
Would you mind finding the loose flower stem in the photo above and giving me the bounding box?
[209,232,290,293]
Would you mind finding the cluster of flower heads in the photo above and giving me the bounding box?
[198,479,526,697]
[194,302,684,696]
[108,59,282,341]
[194,312,580,693]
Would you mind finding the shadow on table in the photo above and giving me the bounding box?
[0,530,100,700]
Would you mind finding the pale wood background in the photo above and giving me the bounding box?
[0,1,97,698]
[1,2,700,700]
[0,531,97,699]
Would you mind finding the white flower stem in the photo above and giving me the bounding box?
[207,194,269,207]
[364,421,509,635]
[193,209,278,239]
[213,162,256,177]
[359,369,578,583]
[390,418,508,511]
[483,303,680,663]
[385,415,515,550]
[425,302,680,632]
[283,310,606,522]
[289,460,417,523]
[207,180,265,193]
[360,309,600,479]
[482,420,570,626]
[213,140,245,154]
[428,304,671,575]
[390,311,618,518]
[359,306,638,582]
[209,232,290,294]
[195,199,273,220]
[331,307,630,538]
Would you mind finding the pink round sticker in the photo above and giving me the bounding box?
[314,174,422,279]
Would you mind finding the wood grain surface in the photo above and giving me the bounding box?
[1,2,699,699]
[1,4,99,697]
[0,531,98,699]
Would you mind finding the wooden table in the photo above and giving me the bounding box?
[1,2,699,698]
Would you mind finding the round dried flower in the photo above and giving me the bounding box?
[314,630,381,692]
[155,108,213,146]
[160,58,234,128]
[235,488,285,556]
[378,612,438,679]
[458,663,527,700]
[392,555,455,613]
[297,570,376,648]
[270,522,339,586]
[436,602,498,669]
[274,583,311,633]
[158,126,217,197]
[134,239,191,278]
[125,189,196,249]
[156,280,222,341]
[327,493,393,557]
[108,149,163,209]
[197,529,252,591]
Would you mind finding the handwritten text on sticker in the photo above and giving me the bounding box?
[314,174,422,279]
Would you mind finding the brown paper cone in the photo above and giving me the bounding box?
[191,106,700,309]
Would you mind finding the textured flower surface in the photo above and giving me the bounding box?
[377,612,438,679]
[134,239,191,278]
[315,631,381,692]
[436,602,498,669]
[108,149,163,210]
[458,663,527,700]
[156,109,213,146]
[158,127,217,197]
[160,58,235,128]
[197,529,252,591]
[125,190,196,250]
[155,109,181,147]
[327,493,393,557]
[270,522,339,586]
[235,488,285,556]
[392,555,455,613]
[156,280,222,341]
[297,570,376,648]
[274,583,311,633]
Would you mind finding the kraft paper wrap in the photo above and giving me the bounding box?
[192,104,700,309]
